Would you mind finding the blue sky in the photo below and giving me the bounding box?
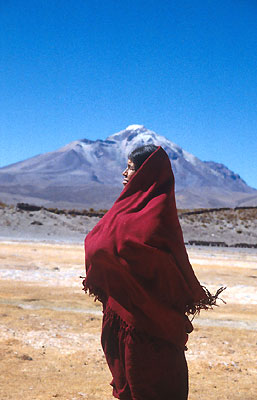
[0,0,257,188]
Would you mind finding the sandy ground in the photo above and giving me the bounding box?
[0,242,257,399]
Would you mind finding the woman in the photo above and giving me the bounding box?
[82,145,224,400]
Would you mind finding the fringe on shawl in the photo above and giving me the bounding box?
[81,277,226,335]
[102,303,174,351]
[81,276,152,343]
[81,276,180,350]
[186,286,226,321]
[80,276,107,304]
[103,304,143,341]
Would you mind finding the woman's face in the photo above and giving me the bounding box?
[122,159,136,186]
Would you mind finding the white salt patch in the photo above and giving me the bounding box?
[0,323,100,355]
[194,318,257,331]
[200,283,257,305]
[0,267,81,287]
[190,257,257,269]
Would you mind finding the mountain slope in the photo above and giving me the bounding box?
[0,125,256,208]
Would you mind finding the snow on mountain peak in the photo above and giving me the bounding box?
[125,124,145,131]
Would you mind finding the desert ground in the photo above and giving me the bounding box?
[0,240,256,400]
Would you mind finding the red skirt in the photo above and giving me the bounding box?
[101,305,188,400]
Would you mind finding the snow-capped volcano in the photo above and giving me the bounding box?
[0,125,256,209]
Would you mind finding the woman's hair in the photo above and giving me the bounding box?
[128,144,158,170]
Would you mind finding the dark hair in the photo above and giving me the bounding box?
[128,144,158,170]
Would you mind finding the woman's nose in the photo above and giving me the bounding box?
[123,168,128,176]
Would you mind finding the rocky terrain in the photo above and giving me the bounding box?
[179,207,257,247]
[0,202,256,247]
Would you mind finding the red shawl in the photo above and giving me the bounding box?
[83,147,217,348]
